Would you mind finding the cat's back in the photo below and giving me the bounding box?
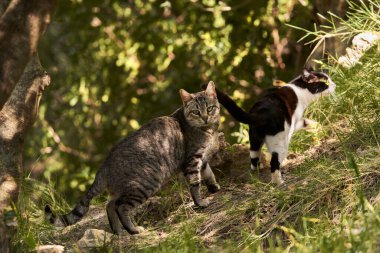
[249,87,297,134]
[100,114,186,191]
[133,115,183,141]
[250,87,292,109]
[112,115,184,157]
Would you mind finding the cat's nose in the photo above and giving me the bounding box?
[202,116,208,123]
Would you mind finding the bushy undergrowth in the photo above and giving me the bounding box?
[12,0,380,252]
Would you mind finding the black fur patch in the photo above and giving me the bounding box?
[291,75,329,94]
[270,152,280,173]
[248,87,297,136]
[249,129,264,152]
[251,158,260,168]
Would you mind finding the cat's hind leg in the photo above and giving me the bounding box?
[106,199,122,235]
[265,133,288,185]
[115,195,145,235]
[269,152,284,185]
[201,162,220,193]
[249,128,264,171]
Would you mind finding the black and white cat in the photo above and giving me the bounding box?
[215,68,336,185]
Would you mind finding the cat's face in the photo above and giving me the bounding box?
[180,81,220,128]
[292,68,336,96]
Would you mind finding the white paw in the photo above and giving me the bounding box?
[271,171,284,185]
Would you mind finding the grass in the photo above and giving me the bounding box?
[11,0,380,252]
[287,0,380,62]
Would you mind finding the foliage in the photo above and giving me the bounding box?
[26,0,325,200]
[231,123,250,144]
[291,0,380,43]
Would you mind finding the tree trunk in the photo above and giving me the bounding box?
[0,0,56,251]
[0,0,56,107]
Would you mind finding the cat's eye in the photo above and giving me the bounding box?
[191,110,200,115]
[207,106,216,113]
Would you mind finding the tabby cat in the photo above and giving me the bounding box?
[46,82,221,235]
[215,68,336,185]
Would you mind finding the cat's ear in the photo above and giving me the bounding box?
[205,81,216,98]
[302,68,319,83]
[179,89,194,105]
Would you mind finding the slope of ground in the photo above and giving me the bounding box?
[35,133,379,252]
[13,36,380,252]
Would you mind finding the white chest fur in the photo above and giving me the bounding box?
[286,84,317,141]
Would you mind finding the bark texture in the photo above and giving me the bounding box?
[0,0,56,107]
[0,54,51,252]
[0,0,56,251]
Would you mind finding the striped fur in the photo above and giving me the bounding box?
[46,81,221,234]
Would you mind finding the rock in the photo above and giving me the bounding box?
[210,143,256,181]
[352,32,380,51]
[338,32,380,68]
[36,245,64,253]
[76,229,113,251]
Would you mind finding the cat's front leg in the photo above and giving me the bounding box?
[201,162,220,193]
[249,129,264,171]
[184,157,209,207]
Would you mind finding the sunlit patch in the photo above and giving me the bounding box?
[330,92,338,102]
[273,80,287,87]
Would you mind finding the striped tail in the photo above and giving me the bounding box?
[45,173,105,226]
[215,88,255,125]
